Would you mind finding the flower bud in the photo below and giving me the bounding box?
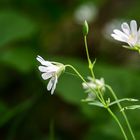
[83,20,89,36]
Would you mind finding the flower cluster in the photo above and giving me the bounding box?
[36,55,65,94]
[111,20,140,51]
[82,76,105,101]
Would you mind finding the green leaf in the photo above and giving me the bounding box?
[0,46,36,72]
[92,59,96,68]
[0,98,34,127]
[121,105,140,111]
[109,98,138,107]
[0,10,36,47]
[0,101,8,115]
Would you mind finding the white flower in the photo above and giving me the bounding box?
[111,20,140,49]
[36,55,65,94]
[82,77,105,100]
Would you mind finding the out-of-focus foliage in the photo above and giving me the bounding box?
[1,47,36,72]
[0,0,140,140]
[0,10,36,47]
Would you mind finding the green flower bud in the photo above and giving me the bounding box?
[83,20,89,36]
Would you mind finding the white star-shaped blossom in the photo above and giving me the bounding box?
[82,76,105,101]
[111,20,140,51]
[36,55,65,94]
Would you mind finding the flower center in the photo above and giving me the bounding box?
[128,35,135,42]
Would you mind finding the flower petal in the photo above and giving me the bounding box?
[111,34,127,42]
[36,55,53,66]
[121,22,130,35]
[51,75,58,94]
[137,28,140,44]
[38,66,48,72]
[41,73,52,80]
[45,66,58,72]
[82,82,87,89]
[113,29,128,39]
[37,55,44,61]
[130,20,137,36]
[138,27,140,35]
[138,27,140,39]
[47,77,55,91]
[36,55,45,63]
[87,93,96,100]
[38,66,57,73]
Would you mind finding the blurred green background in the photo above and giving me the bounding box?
[0,0,140,139]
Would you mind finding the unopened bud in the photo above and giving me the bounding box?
[83,20,89,36]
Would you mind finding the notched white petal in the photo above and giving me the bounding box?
[113,29,128,38]
[51,75,58,94]
[36,55,44,63]
[37,55,53,66]
[47,77,54,91]
[41,73,52,80]
[111,34,127,42]
[121,22,130,35]
[130,20,137,35]
[45,66,58,72]
[38,66,48,72]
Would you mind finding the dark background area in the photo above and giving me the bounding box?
[0,0,140,139]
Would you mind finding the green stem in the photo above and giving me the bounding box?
[65,64,102,102]
[84,36,95,79]
[106,85,136,140]
[65,65,128,140]
[65,64,87,85]
[84,36,90,66]
[49,120,55,140]
[107,107,128,140]
[98,89,106,106]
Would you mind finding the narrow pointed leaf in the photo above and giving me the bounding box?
[121,105,140,111]
[88,101,104,108]
[109,98,138,107]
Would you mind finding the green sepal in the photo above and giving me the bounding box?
[122,45,140,53]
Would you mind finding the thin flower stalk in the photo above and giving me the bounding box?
[106,85,136,140]
[65,64,128,140]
